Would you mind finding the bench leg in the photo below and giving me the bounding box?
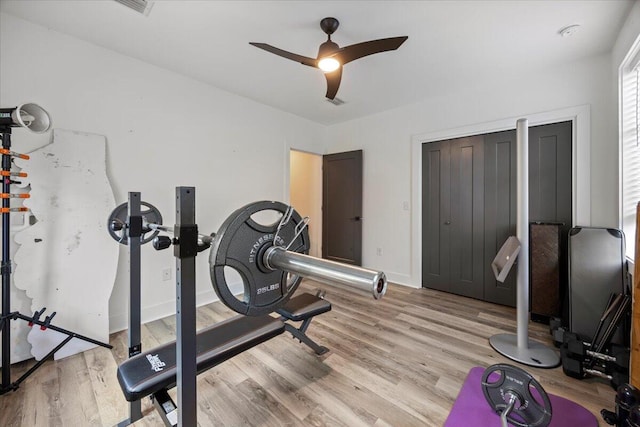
[152,389,179,427]
[284,323,329,355]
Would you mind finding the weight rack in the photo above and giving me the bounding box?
[0,126,112,394]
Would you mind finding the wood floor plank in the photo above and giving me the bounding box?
[323,353,433,425]
[237,350,319,421]
[57,351,102,426]
[85,345,127,425]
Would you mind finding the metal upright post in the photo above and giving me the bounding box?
[123,192,143,424]
[174,187,198,426]
[489,119,560,368]
[1,130,12,391]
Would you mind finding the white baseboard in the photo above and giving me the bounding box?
[385,271,417,288]
[109,281,244,333]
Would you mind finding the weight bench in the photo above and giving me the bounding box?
[117,314,284,403]
[277,291,332,355]
[116,293,331,426]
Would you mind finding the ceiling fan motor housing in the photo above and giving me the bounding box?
[318,40,340,58]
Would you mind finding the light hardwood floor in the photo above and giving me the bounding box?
[0,280,616,426]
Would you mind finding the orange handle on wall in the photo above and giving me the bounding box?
[0,171,27,177]
[0,207,29,213]
[0,193,30,199]
[0,149,29,160]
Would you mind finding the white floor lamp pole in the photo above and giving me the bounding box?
[488,118,560,368]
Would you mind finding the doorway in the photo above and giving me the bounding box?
[289,150,323,257]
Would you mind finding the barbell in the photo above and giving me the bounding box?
[108,200,387,316]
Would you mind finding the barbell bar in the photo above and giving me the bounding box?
[264,246,387,300]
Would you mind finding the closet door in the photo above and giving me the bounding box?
[423,122,572,307]
[422,137,484,298]
[483,129,518,306]
[529,120,573,307]
[449,136,485,299]
[482,122,572,307]
[422,140,451,291]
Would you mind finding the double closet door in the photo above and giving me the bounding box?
[422,121,572,307]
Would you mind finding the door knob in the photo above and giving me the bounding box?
[444,220,451,225]
[353,216,362,221]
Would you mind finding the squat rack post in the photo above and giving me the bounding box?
[115,191,143,426]
[127,192,143,422]
[174,187,198,426]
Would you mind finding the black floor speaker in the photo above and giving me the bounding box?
[530,222,562,324]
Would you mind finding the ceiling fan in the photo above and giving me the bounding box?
[249,17,408,100]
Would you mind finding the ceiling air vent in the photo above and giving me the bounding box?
[326,97,346,106]
[113,0,155,16]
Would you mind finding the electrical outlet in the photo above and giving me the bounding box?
[162,268,171,281]
[402,201,410,211]
[376,247,383,256]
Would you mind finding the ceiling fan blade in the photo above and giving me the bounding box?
[325,67,343,100]
[249,42,317,68]
[334,36,408,65]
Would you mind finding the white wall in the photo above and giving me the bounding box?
[0,13,326,332]
[325,53,616,287]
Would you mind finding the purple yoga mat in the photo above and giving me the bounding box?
[444,366,597,427]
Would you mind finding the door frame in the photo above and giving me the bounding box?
[410,104,591,288]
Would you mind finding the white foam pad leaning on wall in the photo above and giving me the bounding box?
[13,128,117,360]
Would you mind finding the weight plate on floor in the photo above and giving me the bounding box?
[481,364,552,427]
[209,201,310,316]
[107,201,163,245]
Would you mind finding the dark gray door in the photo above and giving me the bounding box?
[322,150,363,265]
[483,123,572,306]
[423,121,572,307]
[529,121,573,284]
[529,121,573,314]
[422,140,451,290]
[483,130,518,306]
[422,136,485,298]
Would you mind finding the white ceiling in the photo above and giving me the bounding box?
[0,0,633,125]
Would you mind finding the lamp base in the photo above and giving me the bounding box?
[489,333,560,368]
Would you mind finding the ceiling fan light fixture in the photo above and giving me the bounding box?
[318,57,340,73]
[249,16,407,99]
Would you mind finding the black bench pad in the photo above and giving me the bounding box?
[117,314,284,402]
[277,293,332,321]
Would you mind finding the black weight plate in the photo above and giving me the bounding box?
[209,201,310,316]
[107,201,163,245]
[481,364,552,427]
